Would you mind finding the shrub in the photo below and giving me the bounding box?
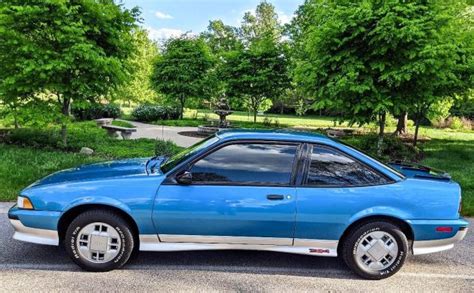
[155,139,182,157]
[131,104,180,122]
[343,134,420,162]
[431,118,448,129]
[263,117,272,126]
[72,103,121,120]
[101,104,121,119]
[385,113,398,127]
[448,117,464,130]
[6,122,109,151]
[427,98,454,125]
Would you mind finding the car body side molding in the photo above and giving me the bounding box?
[139,234,339,257]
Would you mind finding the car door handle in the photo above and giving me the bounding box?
[266,194,285,200]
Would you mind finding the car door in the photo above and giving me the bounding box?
[294,144,396,243]
[153,141,301,245]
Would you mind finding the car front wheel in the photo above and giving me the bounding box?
[64,209,135,272]
[342,221,408,280]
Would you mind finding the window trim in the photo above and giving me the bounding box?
[163,139,303,187]
[300,143,395,188]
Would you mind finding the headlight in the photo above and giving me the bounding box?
[17,196,34,210]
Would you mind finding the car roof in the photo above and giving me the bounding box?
[215,129,333,143]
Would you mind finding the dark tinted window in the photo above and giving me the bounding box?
[305,146,389,186]
[191,143,297,184]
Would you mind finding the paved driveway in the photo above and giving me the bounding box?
[126,120,201,147]
[0,206,472,291]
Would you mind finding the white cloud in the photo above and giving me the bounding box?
[147,27,184,41]
[277,11,293,25]
[155,10,173,20]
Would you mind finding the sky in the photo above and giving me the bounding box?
[121,0,303,41]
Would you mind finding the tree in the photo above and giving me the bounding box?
[293,0,473,146]
[201,20,243,107]
[240,1,282,45]
[111,29,159,105]
[226,38,289,122]
[151,36,214,119]
[202,20,242,54]
[221,1,289,122]
[0,0,139,145]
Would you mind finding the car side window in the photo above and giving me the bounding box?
[190,143,298,185]
[305,145,389,187]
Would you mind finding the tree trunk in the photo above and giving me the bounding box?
[413,116,421,147]
[61,97,71,146]
[394,112,408,136]
[377,112,386,156]
[13,107,19,129]
[179,96,185,120]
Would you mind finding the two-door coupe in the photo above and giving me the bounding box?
[8,130,468,279]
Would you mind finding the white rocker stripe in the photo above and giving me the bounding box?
[159,234,292,246]
[139,234,339,257]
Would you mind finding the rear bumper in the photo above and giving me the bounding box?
[412,227,468,255]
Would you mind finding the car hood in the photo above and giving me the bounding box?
[29,158,160,188]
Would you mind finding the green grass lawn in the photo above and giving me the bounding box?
[182,108,347,128]
[0,145,107,200]
[421,139,474,215]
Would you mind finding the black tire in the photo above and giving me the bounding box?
[342,221,408,280]
[64,209,135,272]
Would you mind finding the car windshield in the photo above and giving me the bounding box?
[160,135,220,173]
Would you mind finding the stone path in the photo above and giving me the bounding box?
[122,120,201,147]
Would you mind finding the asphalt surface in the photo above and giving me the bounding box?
[0,213,473,292]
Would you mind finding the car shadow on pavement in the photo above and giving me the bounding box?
[1,238,358,279]
[130,250,357,279]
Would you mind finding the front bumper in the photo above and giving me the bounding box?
[8,205,60,246]
[9,219,59,246]
[412,227,468,255]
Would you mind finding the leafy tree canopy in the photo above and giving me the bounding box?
[292,0,473,142]
[151,36,214,119]
[111,28,159,104]
[0,0,139,144]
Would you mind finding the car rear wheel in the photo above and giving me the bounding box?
[342,221,408,280]
[64,209,135,272]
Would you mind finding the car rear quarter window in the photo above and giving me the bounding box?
[305,145,389,187]
[190,143,298,185]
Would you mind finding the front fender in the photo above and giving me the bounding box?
[61,196,133,217]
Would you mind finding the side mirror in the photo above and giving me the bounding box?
[175,170,192,185]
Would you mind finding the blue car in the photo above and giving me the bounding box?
[8,130,468,279]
